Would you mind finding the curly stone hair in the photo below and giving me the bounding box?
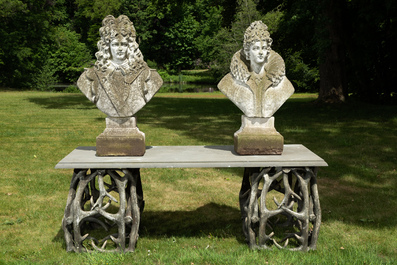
[242,21,273,61]
[94,15,145,72]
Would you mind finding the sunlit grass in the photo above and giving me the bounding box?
[0,91,396,264]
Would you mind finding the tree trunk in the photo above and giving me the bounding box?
[317,0,348,103]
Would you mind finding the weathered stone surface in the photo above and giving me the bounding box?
[96,117,145,156]
[76,15,163,156]
[234,132,283,155]
[218,53,294,118]
[96,132,145,156]
[217,21,294,155]
[77,15,163,118]
[217,21,294,118]
[234,116,283,155]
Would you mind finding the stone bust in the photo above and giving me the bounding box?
[77,15,163,118]
[218,21,294,118]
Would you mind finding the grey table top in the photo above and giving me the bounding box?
[55,145,328,169]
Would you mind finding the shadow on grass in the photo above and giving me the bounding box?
[276,100,397,228]
[31,93,397,229]
[27,93,242,144]
[27,93,95,110]
[52,202,245,250]
[142,97,397,229]
[140,203,243,241]
[139,97,241,145]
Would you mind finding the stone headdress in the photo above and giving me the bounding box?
[230,21,284,86]
[243,21,272,58]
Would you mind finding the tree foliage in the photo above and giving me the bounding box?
[345,0,397,103]
[0,0,63,87]
[49,25,93,83]
[0,0,396,103]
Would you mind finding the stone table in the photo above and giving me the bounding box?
[56,145,327,252]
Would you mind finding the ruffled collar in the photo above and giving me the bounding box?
[109,60,130,75]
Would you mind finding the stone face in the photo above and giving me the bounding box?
[234,116,283,155]
[77,15,163,118]
[218,51,294,118]
[96,117,145,156]
[217,21,294,155]
[76,15,163,156]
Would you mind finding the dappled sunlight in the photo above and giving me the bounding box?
[319,174,396,227]
[1,92,396,263]
[320,127,341,134]
[382,147,394,153]
[339,173,393,189]
[283,126,309,133]
[138,97,240,145]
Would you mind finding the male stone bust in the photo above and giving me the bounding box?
[218,21,294,155]
[78,15,162,117]
[77,15,163,156]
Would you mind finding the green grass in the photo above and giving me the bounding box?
[0,91,396,264]
[158,69,217,84]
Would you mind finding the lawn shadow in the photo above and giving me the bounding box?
[52,202,246,250]
[27,93,95,110]
[138,97,241,145]
[276,99,397,228]
[40,94,397,229]
[143,97,397,229]
[140,203,244,241]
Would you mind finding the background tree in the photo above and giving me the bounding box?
[121,0,225,72]
[73,0,122,53]
[211,0,261,79]
[0,0,63,87]
[316,0,348,103]
[346,0,397,103]
[0,0,395,103]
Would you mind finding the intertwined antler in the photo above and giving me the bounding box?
[91,171,118,211]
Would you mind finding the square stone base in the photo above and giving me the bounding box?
[96,117,146,156]
[234,131,283,155]
[96,132,145,156]
[233,115,284,155]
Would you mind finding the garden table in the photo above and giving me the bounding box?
[56,145,327,252]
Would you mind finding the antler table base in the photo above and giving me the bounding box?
[56,145,326,252]
[62,168,143,252]
[239,167,321,251]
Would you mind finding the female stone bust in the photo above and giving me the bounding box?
[218,21,294,118]
[77,15,163,118]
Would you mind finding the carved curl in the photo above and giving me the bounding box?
[265,52,286,86]
[94,15,145,73]
[230,50,250,84]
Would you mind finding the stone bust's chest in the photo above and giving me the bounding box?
[246,72,272,96]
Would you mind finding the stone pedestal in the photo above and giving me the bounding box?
[96,117,145,156]
[234,115,283,155]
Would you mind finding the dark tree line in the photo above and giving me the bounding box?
[1,0,396,103]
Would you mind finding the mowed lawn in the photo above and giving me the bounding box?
[0,90,396,264]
